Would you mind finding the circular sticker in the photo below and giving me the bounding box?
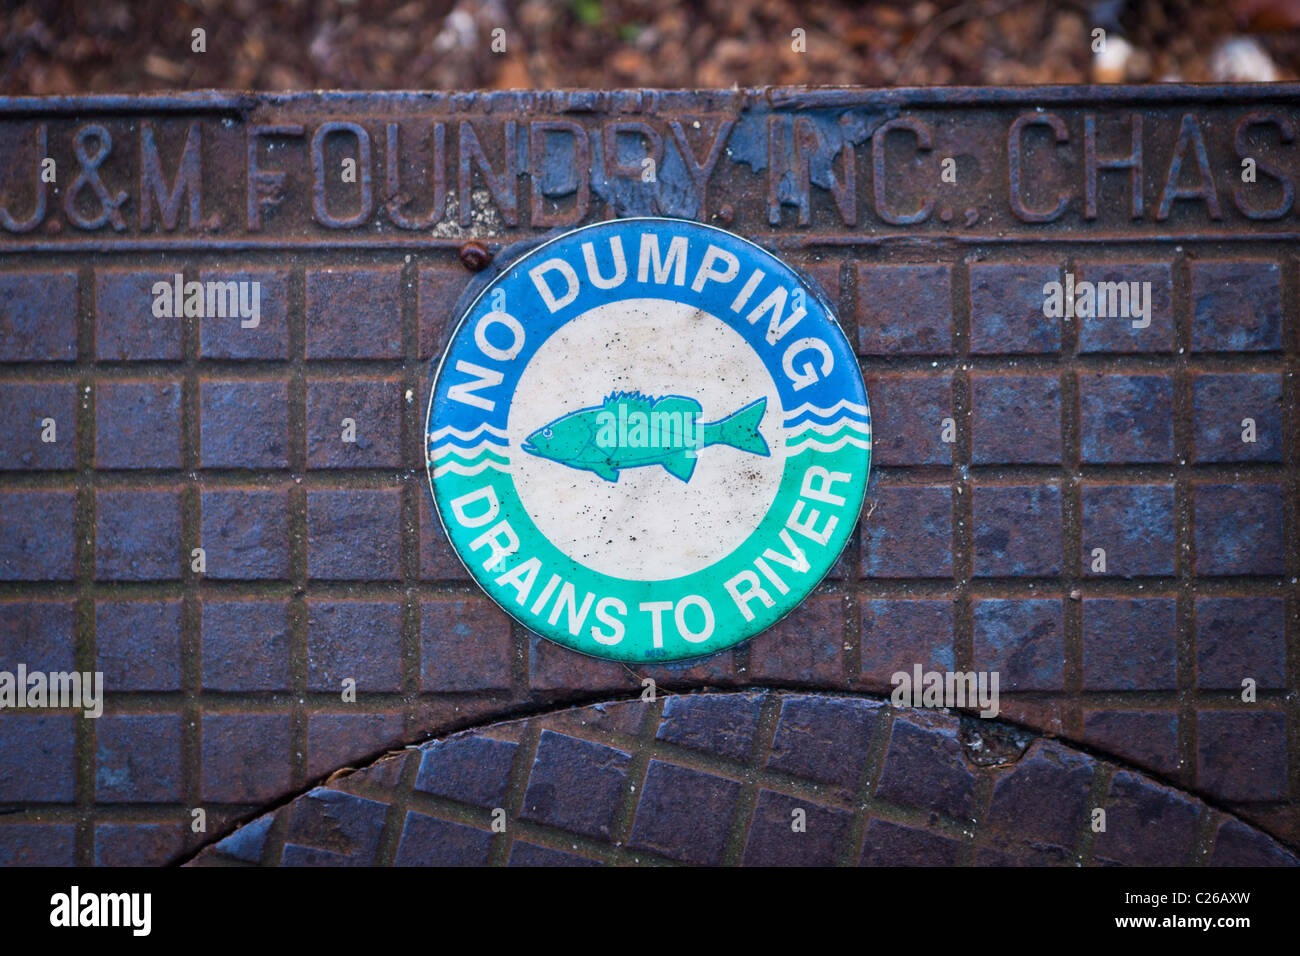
[426,218,870,662]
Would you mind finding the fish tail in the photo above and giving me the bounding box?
[704,397,770,457]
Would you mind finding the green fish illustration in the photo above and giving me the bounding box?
[522,391,770,483]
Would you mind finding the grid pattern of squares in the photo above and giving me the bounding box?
[190,692,1299,867]
[0,244,1295,865]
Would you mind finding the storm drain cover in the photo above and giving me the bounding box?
[0,86,1296,865]
[427,218,869,661]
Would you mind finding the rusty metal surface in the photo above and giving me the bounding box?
[3,87,1300,248]
[189,691,1300,867]
[0,86,1296,865]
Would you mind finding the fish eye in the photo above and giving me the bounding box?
[541,427,553,438]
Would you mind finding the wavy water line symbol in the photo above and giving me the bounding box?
[783,399,870,423]
[429,440,509,461]
[429,428,510,478]
[433,459,511,477]
[786,434,872,456]
[785,418,872,438]
[782,401,871,458]
[429,423,510,443]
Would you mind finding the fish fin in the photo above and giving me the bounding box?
[660,450,698,483]
[706,397,770,457]
[604,390,655,410]
[652,395,702,416]
[590,461,620,482]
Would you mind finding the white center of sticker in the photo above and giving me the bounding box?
[508,297,786,580]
